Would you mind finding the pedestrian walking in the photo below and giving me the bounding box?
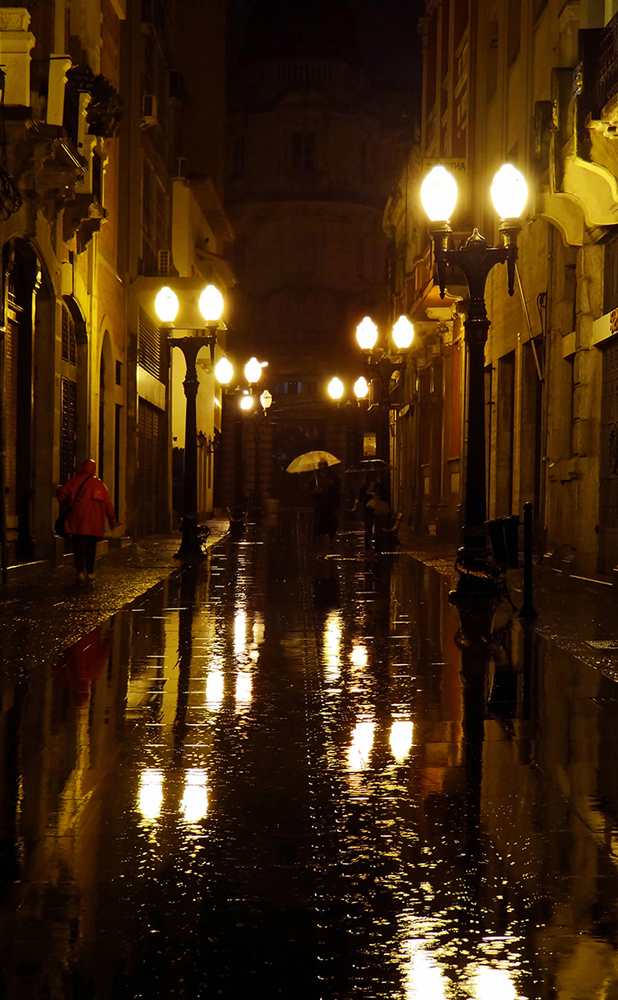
[355,473,388,549]
[55,459,117,586]
[311,459,341,553]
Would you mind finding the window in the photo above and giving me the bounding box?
[138,307,162,380]
[292,132,315,172]
[363,433,377,457]
[61,305,76,364]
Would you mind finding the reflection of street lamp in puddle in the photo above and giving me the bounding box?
[234,609,247,654]
[404,949,448,1000]
[181,769,208,824]
[253,614,265,645]
[350,644,368,668]
[323,611,342,678]
[235,670,253,708]
[471,967,517,1000]
[347,719,375,772]
[390,720,414,762]
[206,670,224,708]
[139,769,164,822]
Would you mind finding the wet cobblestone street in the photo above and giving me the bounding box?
[2,514,618,998]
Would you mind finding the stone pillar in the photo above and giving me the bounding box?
[0,9,35,108]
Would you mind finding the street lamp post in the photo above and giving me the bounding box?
[355,315,414,465]
[215,355,270,512]
[420,163,528,604]
[155,283,224,559]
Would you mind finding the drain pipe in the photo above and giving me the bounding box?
[515,263,544,382]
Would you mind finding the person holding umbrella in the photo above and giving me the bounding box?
[311,458,341,553]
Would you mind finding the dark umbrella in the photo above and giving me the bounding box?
[345,458,392,473]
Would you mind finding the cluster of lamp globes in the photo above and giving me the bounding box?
[215,355,272,413]
[153,282,271,414]
[328,314,415,402]
[420,162,528,223]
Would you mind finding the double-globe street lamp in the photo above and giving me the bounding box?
[420,162,528,604]
[155,282,224,559]
[215,355,272,509]
[355,315,415,464]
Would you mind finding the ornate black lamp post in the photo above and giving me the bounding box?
[155,283,224,559]
[420,163,528,604]
[215,355,270,511]
[355,315,414,465]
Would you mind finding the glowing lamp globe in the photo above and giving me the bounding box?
[199,284,224,322]
[490,164,528,220]
[392,316,414,350]
[328,377,344,400]
[215,357,234,385]
[155,286,179,324]
[354,376,369,400]
[260,389,273,410]
[420,165,458,223]
[356,317,378,352]
[244,357,263,384]
[240,394,254,411]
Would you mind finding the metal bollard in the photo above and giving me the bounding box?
[518,502,538,620]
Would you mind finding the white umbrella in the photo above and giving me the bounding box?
[286,450,341,473]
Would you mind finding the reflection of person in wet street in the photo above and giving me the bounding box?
[55,624,112,705]
[55,459,117,586]
[311,460,341,553]
[313,554,339,607]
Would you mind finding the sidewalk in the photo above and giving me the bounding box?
[397,525,618,682]
[0,520,229,674]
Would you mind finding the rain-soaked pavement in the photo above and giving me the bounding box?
[2,513,618,999]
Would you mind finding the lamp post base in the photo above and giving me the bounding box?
[174,516,207,560]
[448,543,503,609]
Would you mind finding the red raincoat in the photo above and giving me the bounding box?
[56,459,116,537]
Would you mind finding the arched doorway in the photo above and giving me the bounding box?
[2,239,42,561]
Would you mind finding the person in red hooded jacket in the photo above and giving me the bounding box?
[55,459,117,585]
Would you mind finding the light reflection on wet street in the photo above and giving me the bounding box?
[2,513,618,997]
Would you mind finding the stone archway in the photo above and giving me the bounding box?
[2,237,53,562]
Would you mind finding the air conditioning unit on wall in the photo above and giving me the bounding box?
[141,94,158,127]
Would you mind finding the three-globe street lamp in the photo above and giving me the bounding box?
[420,162,528,604]
[215,355,271,510]
[155,282,224,559]
[355,315,415,464]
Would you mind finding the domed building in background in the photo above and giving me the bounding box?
[221,0,399,506]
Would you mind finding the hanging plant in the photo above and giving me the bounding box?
[87,73,123,139]
[64,66,123,141]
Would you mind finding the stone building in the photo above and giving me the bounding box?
[0,0,231,575]
[223,0,399,505]
[387,0,618,579]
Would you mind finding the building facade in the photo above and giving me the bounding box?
[388,0,618,579]
[0,0,230,575]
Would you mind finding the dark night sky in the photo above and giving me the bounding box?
[228,0,425,92]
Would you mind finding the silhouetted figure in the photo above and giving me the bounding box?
[311,460,341,553]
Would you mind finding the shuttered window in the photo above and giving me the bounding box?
[138,307,162,379]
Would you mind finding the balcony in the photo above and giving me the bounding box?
[535,16,618,245]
